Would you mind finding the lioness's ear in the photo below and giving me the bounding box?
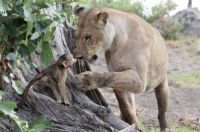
[96,11,109,27]
[74,5,85,16]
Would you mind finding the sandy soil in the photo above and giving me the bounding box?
[90,38,200,130]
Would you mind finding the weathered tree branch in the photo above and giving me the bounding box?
[0,23,138,132]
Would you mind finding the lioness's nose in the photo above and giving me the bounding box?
[91,55,98,60]
[72,49,83,59]
[75,54,83,59]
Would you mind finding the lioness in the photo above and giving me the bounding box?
[73,6,170,132]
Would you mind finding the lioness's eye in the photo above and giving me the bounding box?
[84,35,91,42]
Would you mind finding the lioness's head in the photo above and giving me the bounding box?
[73,6,109,62]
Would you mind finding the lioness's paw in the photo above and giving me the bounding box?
[73,71,98,91]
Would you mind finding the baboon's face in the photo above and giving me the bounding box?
[58,54,76,68]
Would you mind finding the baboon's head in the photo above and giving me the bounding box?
[57,53,76,68]
[73,6,109,62]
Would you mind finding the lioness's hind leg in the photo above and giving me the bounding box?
[114,90,138,126]
[154,78,170,132]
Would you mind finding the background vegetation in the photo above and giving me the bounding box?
[0,0,75,131]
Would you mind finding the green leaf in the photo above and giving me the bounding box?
[23,5,36,22]
[0,101,16,115]
[11,80,23,94]
[43,30,53,42]
[43,0,53,6]
[0,100,27,132]
[5,23,18,37]
[0,0,9,14]
[35,0,48,8]
[30,32,40,40]
[23,0,34,5]
[40,41,53,67]
[17,44,31,56]
[28,116,52,132]
[40,19,52,28]
[36,38,42,52]
[30,22,43,40]
[26,21,33,41]
[17,42,36,56]
[18,40,27,45]
[35,22,42,32]
[13,123,22,132]
[13,116,28,132]
[0,90,5,100]
[13,4,24,15]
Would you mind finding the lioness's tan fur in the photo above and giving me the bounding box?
[73,7,170,132]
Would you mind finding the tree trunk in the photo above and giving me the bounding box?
[188,0,192,8]
[0,23,138,132]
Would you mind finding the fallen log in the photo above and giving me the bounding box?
[0,23,138,132]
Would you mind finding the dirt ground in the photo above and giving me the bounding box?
[90,38,200,130]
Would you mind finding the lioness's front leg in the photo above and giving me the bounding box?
[73,69,146,93]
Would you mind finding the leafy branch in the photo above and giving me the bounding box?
[0,91,52,132]
[0,0,76,131]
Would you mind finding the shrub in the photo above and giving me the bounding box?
[146,0,177,23]
[0,0,75,131]
[153,17,183,40]
[0,90,52,131]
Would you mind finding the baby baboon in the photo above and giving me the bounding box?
[17,53,76,108]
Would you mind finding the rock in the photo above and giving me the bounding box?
[174,8,200,38]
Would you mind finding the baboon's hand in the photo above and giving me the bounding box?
[73,71,99,91]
